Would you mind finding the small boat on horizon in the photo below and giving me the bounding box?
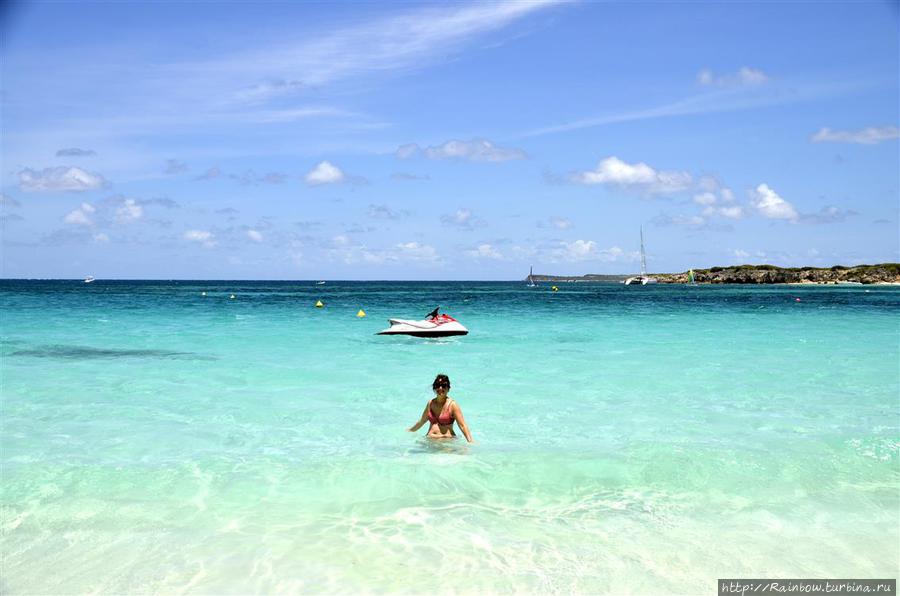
[526,265,537,287]
[84,276,95,283]
[316,281,326,285]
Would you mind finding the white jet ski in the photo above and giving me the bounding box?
[378,307,468,337]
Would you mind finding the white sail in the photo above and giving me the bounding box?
[624,227,658,285]
[639,226,647,276]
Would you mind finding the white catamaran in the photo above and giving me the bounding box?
[624,227,658,286]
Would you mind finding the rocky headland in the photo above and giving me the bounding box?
[533,264,900,285]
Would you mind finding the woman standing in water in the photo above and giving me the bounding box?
[408,374,474,443]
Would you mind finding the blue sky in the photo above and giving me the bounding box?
[1,0,897,280]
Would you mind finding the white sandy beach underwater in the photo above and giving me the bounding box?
[2,280,898,593]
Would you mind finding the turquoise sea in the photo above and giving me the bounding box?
[2,280,898,594]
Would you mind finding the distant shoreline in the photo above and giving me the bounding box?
[532,263,900,285]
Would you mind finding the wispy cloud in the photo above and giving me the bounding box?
[114,198,143,224]
[19,167,107,192]
[398,138,527,162]
[810,126,899,144]
[548,240,632,263]
[218,1,567,97]
[184,229,217,248]
[138,197,180,209]
[466,243,504,260]
[697,66,769,88]
[537,216,572,230]
[441,208,485,230]
[16,1,567,141]
[521,79,848,139]
[368,204,410,220]
[164,159,188,175]
[799,205,858,224]
[56,147,97,157]
[196,167,223,181]
[326,236,441,265]
[391,172,430,181]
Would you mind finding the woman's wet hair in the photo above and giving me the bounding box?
[432,374,451,390]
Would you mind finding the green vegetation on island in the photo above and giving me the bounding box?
[532,264,900,285]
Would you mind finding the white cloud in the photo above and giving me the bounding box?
[19,167,106,192]
[305,161,345,186]
[247,229,263,242]
[799,205,858,224]
[368,204,408,220]
[697,67,769,87]
[421,139,526,162]
[693,192,717,206]
[115,199,143,224]
[327,236,439,266]
[92,233,110,243]
[562,239,599,261]
[810,126,900,145]
[549,240,629,263]
[572,156,692,195]
[539,216,573,229]
[702,205,745,219]
[395,144,420,159]
[399,139,526,162]
[653,214,714,229]
[330,243,385,265]
[733,249,750,258]
[750,183,798,221]
[441,208,484,230]
[466,243,504,260]
[717,205,745,219]
[395,241,439,262]
[64,202,96,226]
[184,229,216,247]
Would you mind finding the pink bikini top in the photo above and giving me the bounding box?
[427,400,455,425]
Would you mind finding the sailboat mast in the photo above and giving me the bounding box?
[639,226,647,276]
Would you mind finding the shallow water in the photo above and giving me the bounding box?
[2,280,898,593]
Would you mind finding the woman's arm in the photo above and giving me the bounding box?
[408,402,430,432]
[452,402,474,443]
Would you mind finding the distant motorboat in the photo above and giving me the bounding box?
[316,281,326,285]
[624,227,658,286]
[84,276,95,283]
